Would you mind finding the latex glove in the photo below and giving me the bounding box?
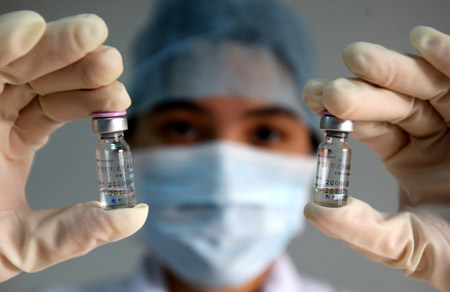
[302,26,450,292]
[0,11,148,282]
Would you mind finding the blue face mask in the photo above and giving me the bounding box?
[132,141,315,289]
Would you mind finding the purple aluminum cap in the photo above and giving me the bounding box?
[321,110,333,117]
[91,111,128,133]
[91,111,127,118]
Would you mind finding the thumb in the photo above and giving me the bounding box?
[304,197,429,270]
[0,201,148,281]
[303,197,450,291]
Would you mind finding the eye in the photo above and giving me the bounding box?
[159,120,201,144]
[165,120,197,136]
[251,126,283,144]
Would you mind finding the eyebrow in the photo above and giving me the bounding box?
[149,100,300,121]
[242,106,299,121]
[149,99,209,115]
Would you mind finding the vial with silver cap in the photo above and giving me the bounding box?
[313,111,353,207]
[92,111,136,209]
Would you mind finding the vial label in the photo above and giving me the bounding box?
[97,151,136,209]
[100,189,136,208]
[314,148,350,207]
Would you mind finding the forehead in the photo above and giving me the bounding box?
[146,96,302,122]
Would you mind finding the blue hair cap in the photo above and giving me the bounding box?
[128,0,319,136]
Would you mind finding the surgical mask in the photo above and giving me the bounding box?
[133,141,315,289]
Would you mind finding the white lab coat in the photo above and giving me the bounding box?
[37,255,346,292]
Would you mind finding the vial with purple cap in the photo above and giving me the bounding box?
[92,111,136,209]
[313,111,353,207]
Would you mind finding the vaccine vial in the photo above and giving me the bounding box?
[92,111,136,209]
[313,112,353,207]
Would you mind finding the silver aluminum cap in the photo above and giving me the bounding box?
[92,116,128,133]
[320,115,353,132]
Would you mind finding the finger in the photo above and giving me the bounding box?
[428,90,450,127]
[322,78,413,120]
[342,42,450,100]
[1,14,108,85]
[0,11,45,69]
[343,42,450,99]
[9,98,62,156]
[302,78,329,115]
[0,84,36,124]
[352,121,409,160]
[8,82,130,155]
[410,26,450,79]
[28,46,123,95]
[0,202,148,280]
[322,78,447,139]
[0,46,123,125]
[39,81,131,122]
[410,26,450,124]
[1,43,123,112]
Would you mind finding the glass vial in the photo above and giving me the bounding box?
[92,111,136,209]
[313,112,353,207]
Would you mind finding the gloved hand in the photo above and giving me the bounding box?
[302,26,450,292]
[0,11,148,282]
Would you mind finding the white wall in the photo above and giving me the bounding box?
[1,0,448,291]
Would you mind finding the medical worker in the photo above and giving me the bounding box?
[0,0,449,291]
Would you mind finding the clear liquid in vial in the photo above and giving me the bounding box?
[96,133,136,210]
[313,135,351,207]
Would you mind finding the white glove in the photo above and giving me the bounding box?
[0,11,148,282]
[302,26,450,292]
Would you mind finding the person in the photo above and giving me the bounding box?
[0,1,449,292]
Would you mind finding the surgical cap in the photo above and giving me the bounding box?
[128,0,320,136]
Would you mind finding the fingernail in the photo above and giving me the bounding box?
[409,26,436,51]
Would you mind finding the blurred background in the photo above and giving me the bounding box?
[1,0,448,291]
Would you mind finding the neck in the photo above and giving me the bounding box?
[166,269,270,292]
